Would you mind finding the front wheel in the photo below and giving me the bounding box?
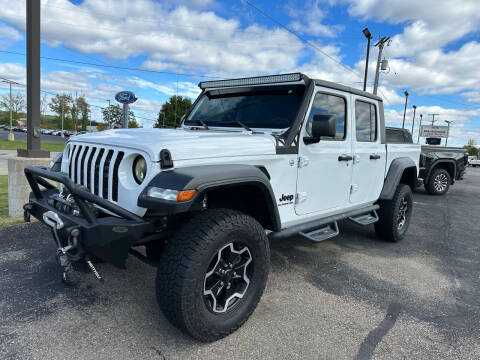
[156,209,270,342]
[375,184,413,242]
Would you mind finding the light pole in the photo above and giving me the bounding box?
[445,120,453,147]
[402,90,409,128]
[362,28,372,92]
[1,79,20,141]
[410,105,417,135]
[417,114,423,143]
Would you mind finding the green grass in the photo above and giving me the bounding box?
[0,175,24,228]
[0,139,65,152]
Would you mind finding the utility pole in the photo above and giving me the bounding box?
[417,114,423,143]
[373,36,390,95]
[362,28,372,92]
[18,0,48,157]
[444,120,453,147]
[402,90,409,128]
[429,113,439,126]
[410,105,417,135]
[1,79,20,141]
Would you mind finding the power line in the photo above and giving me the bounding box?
[243,0,362,80]
[0,50,224,79]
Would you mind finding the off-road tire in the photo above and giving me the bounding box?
[156,208,270,342]
[425,168,451,195]
[375,184,413,242]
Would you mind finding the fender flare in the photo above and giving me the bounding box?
[379,157,417,200]
[425,159,456,184]
[138,164,281,231]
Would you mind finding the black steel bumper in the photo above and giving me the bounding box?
[24,166,155,268]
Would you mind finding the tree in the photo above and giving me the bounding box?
[76,96,90,131]
[102,104,135,127]
[103,104,122,126]
[49,94,73,129]
[0,93,26,119]
[464,139,479,157]
[154,95,192,128]
[128,118,141,128]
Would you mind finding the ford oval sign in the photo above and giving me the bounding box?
[115,91,137,104]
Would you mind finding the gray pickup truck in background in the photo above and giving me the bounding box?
[386,127,468,195]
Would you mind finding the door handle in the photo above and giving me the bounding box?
[369,154,381,160]
[338,154,353,161]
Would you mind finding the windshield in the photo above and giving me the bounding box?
[185,85,305,130]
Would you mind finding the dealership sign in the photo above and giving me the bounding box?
[115,90,137,104]
[420,125,449,138]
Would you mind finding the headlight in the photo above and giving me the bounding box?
[133,155,147,184]
[49,153,63,172]
[147,187,197,202]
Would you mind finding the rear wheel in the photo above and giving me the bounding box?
[156,208,270,342]
[425,168,450,195]
[375,184,413,242]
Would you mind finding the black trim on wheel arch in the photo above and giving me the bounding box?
[379,157,417,200]
[425,159,456,185]
[137,164,281,231]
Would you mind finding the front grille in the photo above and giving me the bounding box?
[67,145,124,202]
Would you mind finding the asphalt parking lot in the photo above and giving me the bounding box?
[1,168,479,360]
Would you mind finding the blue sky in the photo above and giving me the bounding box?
[0,0,479,146]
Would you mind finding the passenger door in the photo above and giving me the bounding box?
[295,89,353,215]
[349,98,386,204]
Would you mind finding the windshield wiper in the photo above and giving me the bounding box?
[220,121,252,132]
[188,119,209,130]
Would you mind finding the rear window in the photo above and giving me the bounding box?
[386,128,413,143]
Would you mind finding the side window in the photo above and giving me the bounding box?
[306,92,346,140]
[355,101,377,142]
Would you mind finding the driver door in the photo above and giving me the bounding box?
[295,89,353,215]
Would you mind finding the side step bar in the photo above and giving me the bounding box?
[269,204,380,241]
[300,221,339,242]
[348,210,379,226]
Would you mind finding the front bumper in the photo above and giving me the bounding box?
[24,166,155,268]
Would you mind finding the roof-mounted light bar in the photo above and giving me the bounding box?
[198,73,303,89]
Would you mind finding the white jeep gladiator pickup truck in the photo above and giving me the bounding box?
[24,73,420,341]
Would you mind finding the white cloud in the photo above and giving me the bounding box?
[344,0,480,57]
[0,0,306,77]
[0,62,25,85]
[0,24,22,48]
[288,1,344,38]
[379,42,480,95]
[462,91,480,103]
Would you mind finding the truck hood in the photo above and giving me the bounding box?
[69,128,278,161]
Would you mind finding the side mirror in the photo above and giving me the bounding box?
[304,114,337,144]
